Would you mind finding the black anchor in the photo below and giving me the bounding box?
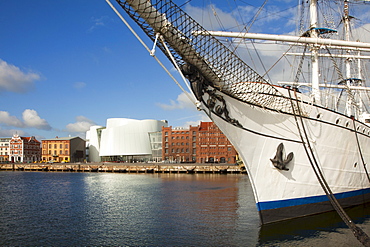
[270,143,293,171]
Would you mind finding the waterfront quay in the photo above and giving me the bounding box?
[0,162,247,174]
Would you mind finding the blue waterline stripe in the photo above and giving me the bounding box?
[257,188,370,211]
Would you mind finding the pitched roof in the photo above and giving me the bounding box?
[42,136,85,141]
[20,136,40,143]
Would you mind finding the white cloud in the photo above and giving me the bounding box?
[102,46,112,53]
[185,4,238,31]
[88,16,110,32]
[22,109,52,130]
[0,109,51,130]
[0,111,24,127]
[0,127,26,137]
[185,2,296,34]
[0,59,40,93]
[66,116,96,133]
[181,113,211,128]
[73,81,86,89]
[353,23,370,43]
[157,92,196,110]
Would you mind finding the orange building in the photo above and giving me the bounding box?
[162,122,237,164]
[9,134,41,163]
[42,136,86,163]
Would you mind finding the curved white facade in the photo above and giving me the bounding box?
[86,125,103,162]
[97,118,167,157]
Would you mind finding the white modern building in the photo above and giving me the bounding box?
[86,118,168,162]
[86,125,104,162]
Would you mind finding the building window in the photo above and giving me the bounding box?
[54,144,57,149]
[60,144,63,149]
[65,150,68,155]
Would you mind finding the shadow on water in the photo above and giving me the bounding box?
[258,203,370,246]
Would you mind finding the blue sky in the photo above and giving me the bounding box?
[0,0,206,140]
[1,0,369,140]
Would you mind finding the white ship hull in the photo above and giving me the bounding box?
[201,86,370,224]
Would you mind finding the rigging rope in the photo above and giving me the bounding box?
[324,45,359,115]
[294,45,308,84]
[288,89,370,247]
[105,0,199,108]
[299,0,305,35]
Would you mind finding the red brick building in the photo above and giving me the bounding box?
[162,125,197,163]
[197,122,237,164]
[9,134,41,163]
[162,122,237,164]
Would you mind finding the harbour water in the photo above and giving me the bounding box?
[0,171,369,246]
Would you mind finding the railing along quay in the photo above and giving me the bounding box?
[0,163,247,174]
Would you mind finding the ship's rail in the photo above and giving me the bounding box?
[116,0,299,114]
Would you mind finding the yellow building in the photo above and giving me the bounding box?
[42,136,86,163]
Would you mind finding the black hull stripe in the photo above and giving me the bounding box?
[259,189,370,224]
[258,188,370,210]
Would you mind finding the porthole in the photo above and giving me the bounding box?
[317,113,322,119]
[345,121,349,127]
[335,118,340,125]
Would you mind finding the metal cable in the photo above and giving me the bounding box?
[288,89,370,247]
[352,118,370,183]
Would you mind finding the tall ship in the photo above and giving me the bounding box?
[108,0,370,226]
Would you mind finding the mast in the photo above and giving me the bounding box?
[344,0,351,78]
[344,0,353,116]
[358,49,364,114]
[309,0,320,103]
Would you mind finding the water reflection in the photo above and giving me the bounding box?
[0,172,369,246]
[258,202,370,246]
[79,173,259,246]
